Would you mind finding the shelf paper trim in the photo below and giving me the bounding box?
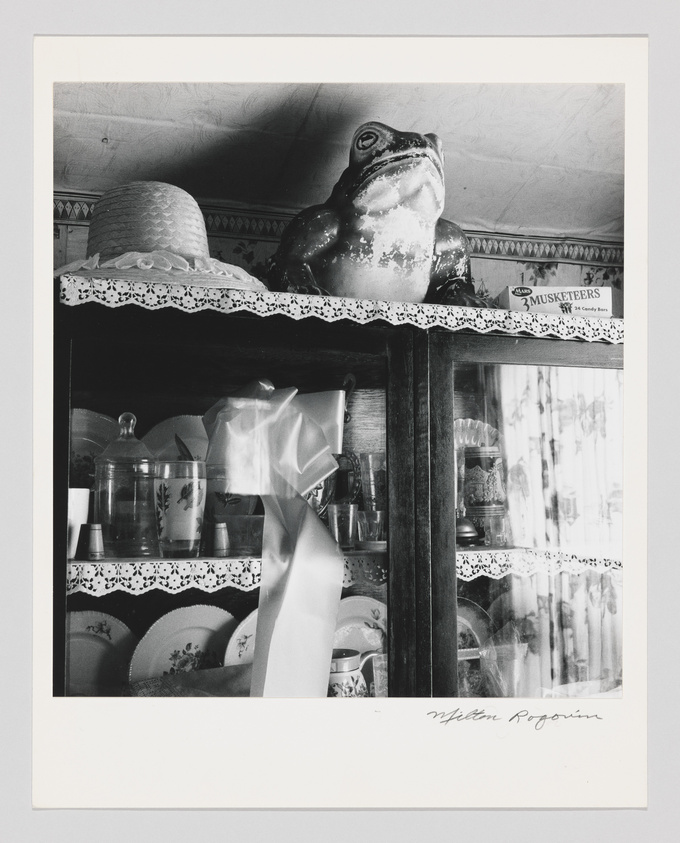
[59,275,624,344]
[66,554,388,596]
[456,548,622,581]
[66,550,619,596]
[66,558,263,596]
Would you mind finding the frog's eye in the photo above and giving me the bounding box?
[356,130,379,151]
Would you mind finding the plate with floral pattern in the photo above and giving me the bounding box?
[66,611,139,696]
[223,596,388,667]
[129,604,238,683]
[333,596,387,654]
[223,610,259,666]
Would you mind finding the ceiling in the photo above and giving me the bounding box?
[53,82,625,242]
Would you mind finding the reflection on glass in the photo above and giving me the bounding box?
[499,365,623,558]
[456,364,623,699]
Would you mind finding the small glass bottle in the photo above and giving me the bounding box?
[94,412,159,558]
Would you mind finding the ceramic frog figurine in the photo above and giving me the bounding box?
[267,121,486,305]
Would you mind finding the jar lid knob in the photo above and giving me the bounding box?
[118,412,137,438]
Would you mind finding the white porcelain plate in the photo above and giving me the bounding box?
[223,610,258,666]
[333,596,387,654]
[66,611,138,696]
[142,415,209,461]
[70,408,119,488]
[224,596,388,667]
[129,604,238,683]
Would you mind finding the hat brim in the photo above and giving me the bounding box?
[55,250,267,291]
[56,265,267,290]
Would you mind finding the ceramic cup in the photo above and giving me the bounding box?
[327,649,369,698]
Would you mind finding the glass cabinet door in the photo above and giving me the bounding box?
[426,332,624,699]
[55,301,417,698]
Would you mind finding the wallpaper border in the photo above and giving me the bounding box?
[54,192,624,266]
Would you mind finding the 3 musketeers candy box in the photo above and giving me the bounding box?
[496,286,612,317]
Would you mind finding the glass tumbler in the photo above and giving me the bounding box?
[328,503,358,550]
[357,509,387,542]
[154,460,206,558]
[359,452,387,510]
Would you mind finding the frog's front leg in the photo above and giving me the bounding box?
[425,217,472,304]
[427,218,494,307]
[267,205,340,295]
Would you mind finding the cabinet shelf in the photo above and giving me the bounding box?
[59,274,624,344]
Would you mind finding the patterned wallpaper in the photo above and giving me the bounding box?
[54,193,624,317]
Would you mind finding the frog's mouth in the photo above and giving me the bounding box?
[351,148,444,195]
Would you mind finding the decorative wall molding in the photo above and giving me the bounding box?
[53,193,98,224]
[54,192,624,266]
[201,205,291,242]
[466,232,623,267]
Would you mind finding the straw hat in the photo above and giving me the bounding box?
[86,181,210,261]
[56,180,266,290]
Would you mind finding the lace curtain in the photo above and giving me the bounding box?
[479,569,623,697]
[483,365,624,696]
[499,364,623,556]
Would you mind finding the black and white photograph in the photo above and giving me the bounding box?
[29,34,650,812]
[52,80,626,702]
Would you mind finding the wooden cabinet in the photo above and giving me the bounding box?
[54,275,623,698]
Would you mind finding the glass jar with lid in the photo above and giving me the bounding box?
[94,412,159,558]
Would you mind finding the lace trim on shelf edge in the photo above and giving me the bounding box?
[456,548,622,581]
[59,275,624,344]
[66,550,619,596]
[66,558,262,596]
[66,554,388,596]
